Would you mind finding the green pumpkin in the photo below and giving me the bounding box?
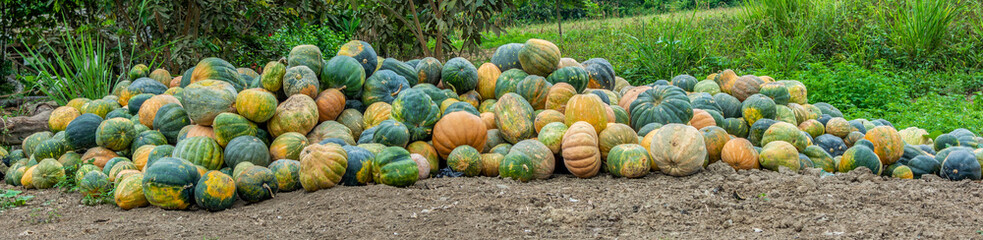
[495,69,529,99]
[309,121,356,145]
[142,157,201,210]
[773,105,796,124]
[144,145,174,171]
[537,122,568,154]
[694,80,721,95]
[235,166,279,203]
[82,99,120,119]
[689,92,722,113]
[838,145,882,174]
[283,66,320,98]
[188,57,247,91]
[321,55,365,98]
[180,80,237,126]
[491,43,523,71]
[720,118,749,138]
[79,170,112,197]
[287,44,323,76]
[23,131,52,157]
[268,159,302,192]
[940,150,981,181]
[442,102,479,117]
[96,118,137,151]
[270,132,309,161]
[128,78,168,96]
[103,157,131,176]
[494,93,536,144]
[447,145,482,177]
[73,164,101,184]
[362,70,411,106]
[127,93,154,115]
[337,40,379,77]
[380,58,417,85]
[31,158,65,189]
[130,130,167,152]
[628,85,693,130]
[759,141,800,172]
[391,88,441,142]
[906,155,940,178]
[670,75,698,92]
[64,113,102,151]
[713,93,742,118]
[33,138,69,160]
[606,144,651,178]
[759,82,790,105]
[546,66,589,93]
[260,60,287,92]
[340,146,373,186]
[128,64,150,80]
[582,58,615,90]
[212,113,259,147]
[518,39,560,76]
[441,57,479,94]
[106,108,133,120]
[508,139,555,180]
[153,103,190,144]
[515,75,552,110]
[814,102,844,118]
[173,136,224,170]
[499,151,534,182]
[803,145,835,172]
[372,147,419,187]
[415,57,443,85]
[371,120,410,148]
[224,136,270,168]
[337,109,365,139]
[194,170,236,211]
[741,94,777,127]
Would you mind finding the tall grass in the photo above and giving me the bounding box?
[18,31,117,105]
[627,13,709,84]
[878,0,961,56]
[741,0,815,35]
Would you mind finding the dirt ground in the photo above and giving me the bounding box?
[2,162,983,239]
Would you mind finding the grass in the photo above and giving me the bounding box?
[17,30,118,106]
[1,190,34,211]
[483,2,983,134]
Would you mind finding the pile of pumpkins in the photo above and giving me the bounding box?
[1,38,980,212]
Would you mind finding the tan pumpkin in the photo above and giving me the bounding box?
[721,138,759,170]
[534,110,565,133]
[564,94,608,134]
[731,75,764,101]
[759,76,775,83]
[170,76,182,88]
[544,83,577,114]
[132,145,155,170]
[561,121,601,178]
[480,112,497,130]
[557,58,582,69]
[598,123,639,159]
[185,125,217,140]
[82,147,119,169]
[362,102,393,129]
[476,63,502,100]
[715,69,739,94]
[299,143,348,191]
[648,124,706,176]
[315,88,346,122]
[689,109,716,130]
[432,112,488,159]
[139,95,181,128]
[618,86,651,111]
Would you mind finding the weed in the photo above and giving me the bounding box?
[26,207,61,224]
[0,190,34,211]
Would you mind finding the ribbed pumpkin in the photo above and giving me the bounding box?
[415,57,443,85]
[212,112,258,147]
[694,80,721,95]
[287,44,323,75]
[236,88,278,123]
[297,143,347,191]
[362,101,393,129]
[940,150,981,181]
[152,103,190,144]
[114,172,148,210]
[701,126,731,165]
[173,136,224,170]
[714,69,739,94]
[534,110,565,133]
[515,76,552,110]
[582,58,616,90]
[494,93,536,144]
[543,87,575,118]
[476,63,502,100]
[731,75,764,101]
[480,112,497,129]
[863,126,904,165]
[628,86,692,131]
[546,66,590,93]
[362,70,411,106]
[95,117,137,151]
[81,147,119,168]
[82,99,119,118]
[617,86,650,113]
[649,124,705,176]
[509,139,555,180]
[798,119,825,138]
[258,60,286,92]
[499,151,534,182]
[562,122,601,178]
[337,109,365,139]
[759,82,790,105]
[759,141,801,172]
[339,145,374,185]
[268,159,302,191]
[194,170,237,211]
[741,94,776,127]
[564,94,609,134]
[130,130,167,152]
[779,80,808,104]
[267,94,318,137]
[606,144,651,178]
[30,159,64,189]
[689,109,716,130]
[518,39,560,76]
[49,106,80,133]
[598,123,638,159]
[432,111,488,159]
[441,57,479,94]
[721,138,759,170]
[760,122,811,151]
[372,146,419,187]
[142,157,200,210]
[180,80,237,126]
[838,145,882,174]
[235,166,279,203]
[225,135,271,168]
[825,117,855,137]
[538,122,568,154]
[319,55,364,98]
[270,132,309,160]
[491,43,524,71]
[392,88,441,142]
[307,121,356,145]
[447,145,482,176]
[127,78,169,97]
[337,40,379,77]
[188,58,246,91]
[283,66,320,98]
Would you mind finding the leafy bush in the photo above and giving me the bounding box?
[628,13,709,83]
[268,22,347,60]
[877,0,961,57]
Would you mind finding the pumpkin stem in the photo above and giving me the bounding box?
[264,184,275,198]
[278,57,287,65]
[338,85,347,91]
[391,84,403,97]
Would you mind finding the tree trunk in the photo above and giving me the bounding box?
[0,102,56,146]
[556,0,562,37]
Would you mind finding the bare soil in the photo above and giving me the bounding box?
[2,163,983,239]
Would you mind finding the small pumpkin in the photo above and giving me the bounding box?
[606,144,651,178]
[863,126,904,165]
[432,112,488,159]
[195,171,237,211]
[628,86,693,131]
[142,157,201,210]
[235,166,279,203]
[415,57,443,85]
[838,145,882,174]
[721,138,759,170]
[372,146,419,187]
[447,145,482,177]
[499,151,535,182]
[114,172,148,210]
[509,140,555,180]
[269,132,310,160]
[95,117,138,151]
[476,63,502,100]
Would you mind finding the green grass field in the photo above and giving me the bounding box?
[482,2,983,135]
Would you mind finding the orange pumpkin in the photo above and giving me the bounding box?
[618,86,652,111]
[561,121,601,178]
[863,126,904,165]
[82,147,119,169]
[432,112,488,159]
[139,95,181,128]
[701,126,731,165]
[170,76,182,88]
[715,69,739,94]
[564,94,608,134]
[477,63,502,100]
[534,110,565,133]
[315,88,346,122]
[544,83,577,114]
[132,145,155,170]
[480,112,497,130]
[720,138,759,170]
[363,102,392,129]
[185,125,217,140]
[689,109,716,130]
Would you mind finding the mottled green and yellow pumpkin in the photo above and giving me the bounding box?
[173,136,224,170]
[82,99,119,119]
[758,141,800,172]
[188,57,247,91]
[825,117,854,138]
[606,144,651,178]
[49,106,81,133]
[194,171,236,211]
[598,123,638,160]
[95,117,137,151]
[863,126,904,165]
[534,110,565,133]
[515,76,552,110]
[283,66,320,98]
[494,93,536,144]
[491,43,524,71]
[268,159,301,191]
[180,80,237,126]
[545,82,577,114]
[337,40,379,77]
[234,88,278,123]
[509,139,555,180]
[649,124,705,176]
[838,145,882,174]
[235,166,279,203]
[803,145,836,172]
[537,122,568,154]
[142,157,201,210]
[741,94,776,127]
[760,122,812,152]
[447,145,482,177]
[269,132,309,160]
[582,58,615,90]
[372,146,419,187]
[779,80,808,104]
[499,151,534,182]
[267,94,318,137]
[565,94,609,134]
[114,172,148,210]
[415,57,443,86]
[518,39,560,76]
[298,143,347,191]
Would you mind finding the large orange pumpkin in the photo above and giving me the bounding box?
[715,69,739,94]
[315,88,346,122]
[561,121,601,178]
[564,94,608,134]
[721,138,759,170]
[432,112,488,159]
[82,147,119,169]
[139,95,181,128]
